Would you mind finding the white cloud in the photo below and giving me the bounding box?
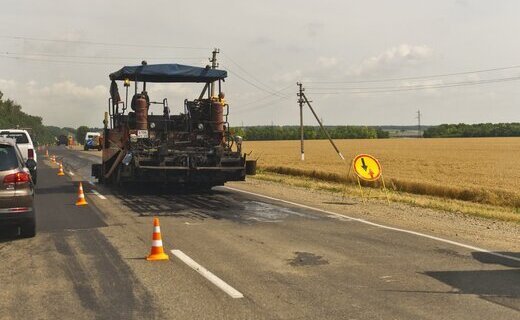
[1,79,107,127]
[349,44,433,76]
[0,79,208,127]
[317,56,339,68]
[272,69,302,83]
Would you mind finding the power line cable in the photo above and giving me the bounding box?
[0,35,209,50]
[234,94,289,114]
[306,64,520,84]
[0,51,207,61]
[225,67,289,98]
[306,76,520,94]
[307,76,520,91]
[237,84,293,108]
[221,52,287,98]
[0,54,121,65]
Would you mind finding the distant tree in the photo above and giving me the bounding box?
[423,123,520,138]
[230,125,390,141]
[76,126,89,144]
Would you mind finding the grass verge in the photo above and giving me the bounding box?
[261,165,520,209]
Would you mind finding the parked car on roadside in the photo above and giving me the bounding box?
[0,137,36,238]
[0,129,38,184]
[84,132,102,151]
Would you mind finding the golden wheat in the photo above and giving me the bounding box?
[243,137,520,208]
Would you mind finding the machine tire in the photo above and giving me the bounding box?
[20,219,36,238]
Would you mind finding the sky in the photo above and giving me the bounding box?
[1,0,520,128]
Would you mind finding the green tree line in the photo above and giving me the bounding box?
[231,125,389,140]
[423,123,520,138]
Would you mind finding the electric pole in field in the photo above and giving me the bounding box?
[297,82,305,160]
[416,110,422,138]
[210,48,219,97]
[297,82,345,161]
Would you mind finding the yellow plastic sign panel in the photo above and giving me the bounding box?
[353,154,382,181]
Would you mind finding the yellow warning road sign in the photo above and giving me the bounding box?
[353,154,382,181]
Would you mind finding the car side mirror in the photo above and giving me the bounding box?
[26,159,37,171]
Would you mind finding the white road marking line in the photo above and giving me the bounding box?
[224,186,520,263]
[90,189,107,200]
[171,249,244,299]
[68,171,75,176]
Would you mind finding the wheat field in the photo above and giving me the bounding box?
[243,137,520,208]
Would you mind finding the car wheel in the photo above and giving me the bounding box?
[20,219,36,238]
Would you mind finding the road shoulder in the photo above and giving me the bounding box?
[227,178,520,253]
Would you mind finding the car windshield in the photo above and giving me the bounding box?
[0,145,18,170]
[0,132,29,144]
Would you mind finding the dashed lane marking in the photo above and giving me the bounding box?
[90,189,107,200]
[224,187,520,264]
[171,249,244,299]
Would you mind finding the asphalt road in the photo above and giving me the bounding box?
[0,146,518,319]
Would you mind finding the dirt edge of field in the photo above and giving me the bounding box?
[228,174,520,252]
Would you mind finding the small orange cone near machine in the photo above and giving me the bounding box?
[146,218,169,261]
[57,162,65,176]
[75,182,88,206]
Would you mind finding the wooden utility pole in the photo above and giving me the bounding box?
[301,92,345,161]
[297,82,305,160]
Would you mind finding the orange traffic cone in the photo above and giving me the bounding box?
[57,162,65,176]
[51,155,56,164]
[75,182,88,206]
[146,218,169,261]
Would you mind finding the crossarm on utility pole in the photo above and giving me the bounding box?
[301,93,345,161]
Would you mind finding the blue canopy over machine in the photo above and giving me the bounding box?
[109,63,227,83]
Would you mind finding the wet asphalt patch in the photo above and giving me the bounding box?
[288,252,329,267]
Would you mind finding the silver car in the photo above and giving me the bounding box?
[0,137,36,237]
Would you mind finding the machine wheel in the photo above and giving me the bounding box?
[20,219,36,238]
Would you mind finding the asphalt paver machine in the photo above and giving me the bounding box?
[92,62,246,188]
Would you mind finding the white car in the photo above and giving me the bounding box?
[84,132,102,151]
[0,129,38,184]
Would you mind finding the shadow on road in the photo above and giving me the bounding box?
[471,251,520,268]
[322,201,356,206]
[424,267,520,311]
[423,251,520,311]
[383,252,520,311]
